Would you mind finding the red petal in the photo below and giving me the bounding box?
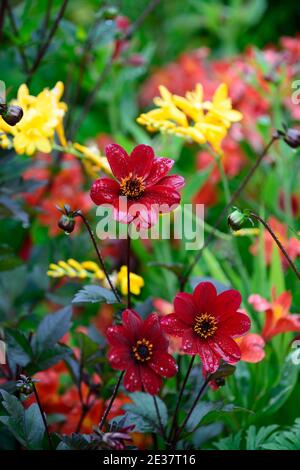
[208,333,241,364]
[108,346,131,370]
[106,325,132,347]
[128,144,154,179]
[106,144,129,181]
[145,158,174,186]
[213,289,242,318]
[143,186,181,209]
[269,314,300,338]
[124,365,142,392]
[148,351,178,378]
[140,366,162,395]
[197,341,220,374]
[122,309,143,342]
[174,292,197,325]
[90,177,120,205]
[140,314,168,351]
[158,175,185,190]
[218,312,251,338]
[193,282,217,314]
[160,314,188,337]
[182,329,198,354]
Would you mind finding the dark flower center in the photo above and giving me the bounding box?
[193,313,218,339]
[132,338,153,362]
[120,174,145,199]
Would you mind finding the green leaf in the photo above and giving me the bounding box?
[28,344,72,374]
[246,424,279,450]
[32,306,72,354]
[77,333,101,365]
[213,431,243,450]
[24,404,45,449]
[123,392,168,433]
[6,329,33,368]
[72,285,118,305]
[269,245,285,294]
[262,419,300,450]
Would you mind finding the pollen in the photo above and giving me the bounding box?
[120,173,145,199]
[193,313,218,339]
[132,338,153,362]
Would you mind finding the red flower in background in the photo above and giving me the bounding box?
[161,282,250,375]
[90,144,184,228]
[249,289,300,341]
[237,333,265,363]
[250,216,300,268]
[106,309,178,395]
[23,153,92,235]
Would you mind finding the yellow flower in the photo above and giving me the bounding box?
[116,265,145,296]
[47,259,104,281]
[137,82,242,152]
[0,82,67,156]
[233,228,260,237]
[73,142,112,177]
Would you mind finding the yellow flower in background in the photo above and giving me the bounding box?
[137,83,242,153]
[73,143,112,177]
[0,82,67,155]
[116,266,145,296]
[47,260,144,296]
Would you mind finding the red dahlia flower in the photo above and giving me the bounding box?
[90,144,184,228]
[106,309,178,395]
[161,282,250,375]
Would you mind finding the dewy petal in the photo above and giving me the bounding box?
[108,346,131,370]
[105,144,129,181]
[208,333,241,364]
[140,314,168,351]
[106,325,132,347]
[124,365,142,392]
[145,158,174,187]
[160,314,188,337]
[174,292,197,325]
[148,351,178,378]
[158,175,185,190]
[213,289,242,318]
[122,309,143,339]
[182,329,199,354]
[197,341,220,374]
[140,365,162,395]
[90,177,120,205]
[128,144,154,179]
[193,282,217,314]
[144,186,181,210]
[218,312,251,338]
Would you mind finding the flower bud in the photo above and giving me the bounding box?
[283,128,300,149]
[58,214,76,234]
[227,208,248,231]
[102,6,118,20]
[1,104,23,126]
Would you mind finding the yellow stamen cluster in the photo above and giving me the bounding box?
[193,313,218,339]
[120,174,145,199]
[137,83,243,153]
[132,338,153,362]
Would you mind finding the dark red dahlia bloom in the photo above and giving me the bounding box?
[161,282,250,375]
[90,144,184,228]
[106,309,178,395]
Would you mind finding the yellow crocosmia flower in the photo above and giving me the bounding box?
[203,83,243,128]
[73,142,112,177]
[3,82,67,156]
[137,82,242,153]
[117,265,144,296]
[57,260,78,278]
[47,263,65,278]
[67,259,87,278]
[0,132,10,149]
[233,228,260,237]
[81,261,105,280]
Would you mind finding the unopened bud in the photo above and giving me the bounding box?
[0,104,23,126]
[228,208,248,232]
[58,214,76,234]
[102,6,118,20]
[283,128,300,149]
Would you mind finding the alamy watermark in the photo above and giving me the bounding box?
[94,200,205,250]
[291,80,300,105]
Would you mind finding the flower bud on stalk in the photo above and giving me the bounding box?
[0,103,23,126]
[56,204,81,234]
[228,207,251,231]
[283,128,300,149]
